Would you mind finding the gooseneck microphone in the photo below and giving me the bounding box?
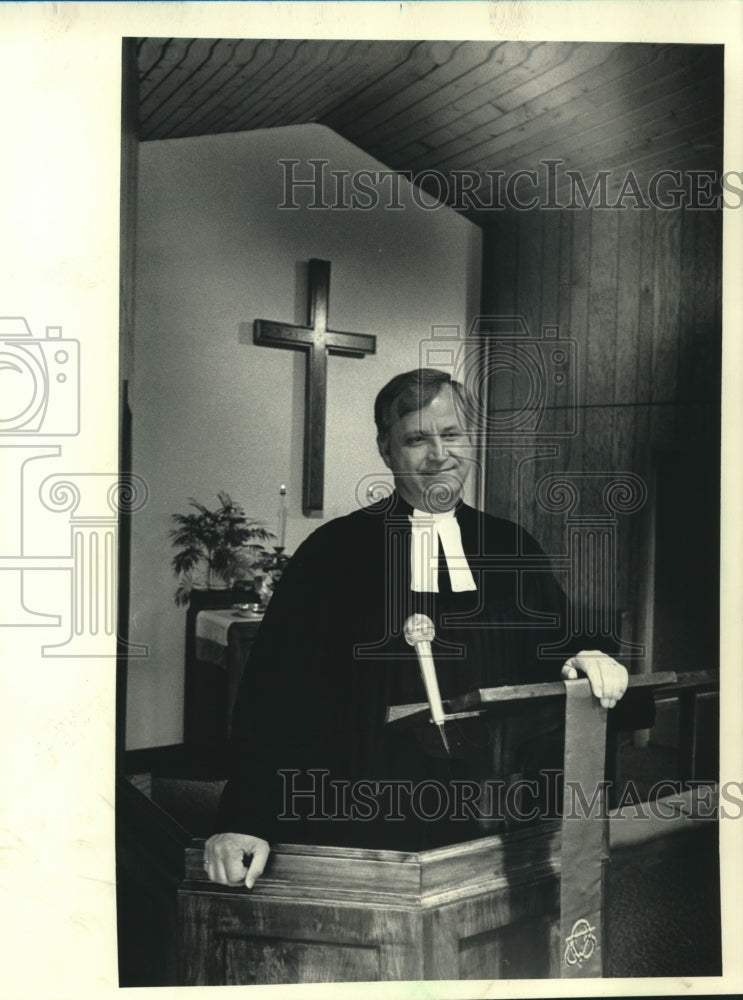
[403,613,450,754]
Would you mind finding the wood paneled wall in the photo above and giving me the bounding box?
[479,205,721,672]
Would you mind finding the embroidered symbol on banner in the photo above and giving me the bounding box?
[564,918,597,967]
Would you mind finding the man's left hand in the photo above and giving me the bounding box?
[561,651,628,709]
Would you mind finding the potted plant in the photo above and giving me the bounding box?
[169,491,274,606]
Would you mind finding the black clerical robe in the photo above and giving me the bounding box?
[219,494,576,850]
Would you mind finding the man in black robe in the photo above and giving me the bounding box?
[204,369,628,887]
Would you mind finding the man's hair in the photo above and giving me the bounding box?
[374,368,472,440]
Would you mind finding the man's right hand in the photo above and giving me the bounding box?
[203,832,270,889]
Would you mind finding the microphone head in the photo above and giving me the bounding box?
[404,613,435,646]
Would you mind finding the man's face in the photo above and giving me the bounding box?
[378,385,474,511]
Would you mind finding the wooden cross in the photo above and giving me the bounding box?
[250,259,376,515]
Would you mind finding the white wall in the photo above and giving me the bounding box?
[127,124,482,749]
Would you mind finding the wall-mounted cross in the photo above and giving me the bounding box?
[249,259,376,515]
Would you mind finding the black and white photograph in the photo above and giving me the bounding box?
[117,29,729,987]
[1,3,741,999]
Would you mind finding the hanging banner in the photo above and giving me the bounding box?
[560,679,608,978]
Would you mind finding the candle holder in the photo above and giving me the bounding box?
[255,545,291,605]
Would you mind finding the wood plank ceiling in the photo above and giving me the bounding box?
[135,38,724,222]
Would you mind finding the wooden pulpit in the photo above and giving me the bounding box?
[117,669,720,985]
[178,820,565,983]
[170,671,694,985]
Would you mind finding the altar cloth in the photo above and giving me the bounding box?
[195,608,240,647]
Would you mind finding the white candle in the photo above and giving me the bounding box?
[278,484,287,550]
